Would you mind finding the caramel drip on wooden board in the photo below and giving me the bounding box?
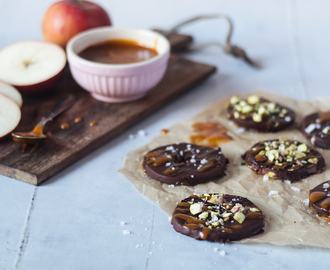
[189,122,232,148]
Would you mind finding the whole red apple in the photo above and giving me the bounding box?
[42,0,111,48]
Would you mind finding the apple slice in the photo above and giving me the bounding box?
[0,92,21,140]
[0,41,66,95]
[0,81,23,107]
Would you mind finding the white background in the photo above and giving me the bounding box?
[0,0,329,269]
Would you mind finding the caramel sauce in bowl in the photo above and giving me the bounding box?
[66,27,170,103]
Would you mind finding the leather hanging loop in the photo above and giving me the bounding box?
[164,14,260,68]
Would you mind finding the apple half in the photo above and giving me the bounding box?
[0,92,21,140]
[0,81,23,107]
[0,41,66,95]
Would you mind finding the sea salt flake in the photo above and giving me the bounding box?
[165,146,174,151]
[201,159,208,165]
[302,199,309,205]
[305,123,316,133]
[323,183,330,189]
[120,221,126,225]
[138,130,147,136]
[196,149,200,153]
[263,175,269,181]
[168,184,174,187]
[190,159,196,163]
[123,230,131,235]
[268,190,278,196]
[283,180,291,184]
[290,186,301,192]
[213,248,219,252]
[165,162,171,167]
[191,175,195,178]
[219,250,226,256]
[284,116,292,122]
[235,127,245,134]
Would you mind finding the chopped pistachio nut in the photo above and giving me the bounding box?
[210,211,218,217]
[239,100,247,107]
[267,172,276,178]
[258,106,267,115]
[308,158,318,164]
[234,104,242,112]
[295,151,306,159]
[221,212,232,218]
[297,143,308,152]
[286,156,293,162]
[278,144,285,152]
[211,221,219,227]
[198,212,209,219]
[267,102,277,113]
[267,150,279,161]
[234,111,240,119]
[247,95,260,104]
[322,126,329,134]
[253,113,262,122]
[242,105,253,113]
[209,194,224,205]
[230,95,240,104]
[258,150,265,156]
[249,208,260,212]
[233,212,245,224]
[190,203,202,215]
[288,144,297,150]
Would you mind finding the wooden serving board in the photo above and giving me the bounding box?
[0,35,216,185]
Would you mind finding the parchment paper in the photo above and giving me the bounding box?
[119,90,330,248]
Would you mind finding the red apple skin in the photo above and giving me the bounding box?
[14,66,65,96]
[42,0,111,48]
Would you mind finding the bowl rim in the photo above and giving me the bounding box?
[66,26,170,70]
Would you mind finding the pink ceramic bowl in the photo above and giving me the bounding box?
[66,27,170,102]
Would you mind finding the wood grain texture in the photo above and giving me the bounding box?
[0,54,216,185]
[154,29,193,52]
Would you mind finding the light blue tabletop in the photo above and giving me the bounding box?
[1,0,329,269]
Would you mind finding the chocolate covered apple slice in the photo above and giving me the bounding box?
[227,95,295,132]
[301,111,330,149]
[242,138,325,182]
[143,143,227,185]
[172,193,264,242]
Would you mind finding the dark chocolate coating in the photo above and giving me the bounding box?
[227,98,295,132]
[309,181,330,221]
[171,194,264,242]
[143,143,227,185]
[242,139,325,182]
[301,112,330,149]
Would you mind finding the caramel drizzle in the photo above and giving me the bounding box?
[245,212,262,219]
[198,158,218,173]
[189,122,232,148]
[309,191,327,203]
[146,154,172,167]
[172,214,203,224]
[320,198,330,210]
